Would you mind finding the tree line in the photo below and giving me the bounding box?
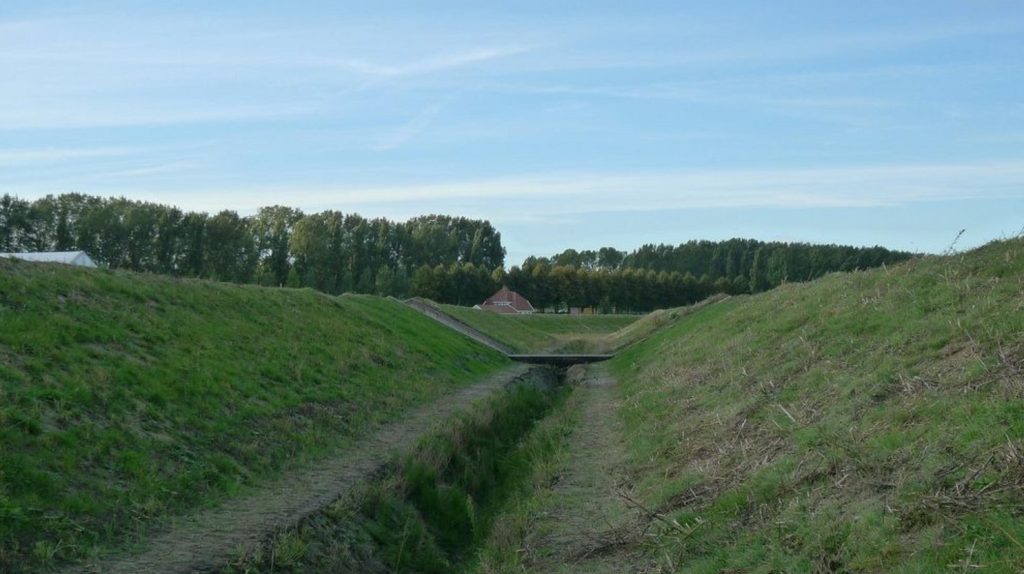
[0,194,504,298]
[502,239,913,312]
[0,194,913,311]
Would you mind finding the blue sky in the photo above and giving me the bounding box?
[2,1,1022,264]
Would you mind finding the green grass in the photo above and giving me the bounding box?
[609,238,1024,572]
[0,259,508,572]
[228,368,574,573]
[602,294,729,352]
[438,304,639,352]
[470,386,584,574]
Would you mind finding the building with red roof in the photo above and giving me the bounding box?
[478,286,536,314]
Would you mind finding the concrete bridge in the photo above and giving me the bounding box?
[507,354,613,367]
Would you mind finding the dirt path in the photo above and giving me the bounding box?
[522,365,646,573]
[67,364,533,574]
[403,298,516,354]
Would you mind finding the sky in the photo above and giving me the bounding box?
[1,1,1022,265]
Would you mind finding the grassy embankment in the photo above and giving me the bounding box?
[599,294,729,351]
[0,259,507,572]
[607,238,1024,571]
[437,304,638,352]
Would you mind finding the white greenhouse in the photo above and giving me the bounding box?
[0,251,98,268]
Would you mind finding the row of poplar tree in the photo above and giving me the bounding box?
[0,194,504,297]
[498,239,912,312]
[1,193,912,312]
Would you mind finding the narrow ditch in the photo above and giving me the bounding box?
[223,365,573,573]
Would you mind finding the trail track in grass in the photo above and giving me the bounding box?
[522,365,647,573]
[69,365,533,574]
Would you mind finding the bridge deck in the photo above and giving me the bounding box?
[507,354,613,366]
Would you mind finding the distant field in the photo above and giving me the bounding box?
[438,304,639,352]
[0,260,506,572]
[606,238,1024,571]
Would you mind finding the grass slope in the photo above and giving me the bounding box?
[438,304,639,352]
[602,294,729,352]
[0,260,507,572]
[610,238,1024,572]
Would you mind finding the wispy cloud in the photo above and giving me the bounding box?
[87,162,197,180]
[333,46,532,78]
[311,161,1024,213]
[0,15,528,131]
[0,103,314,131]
[0,146,139,165]
[0,15,531,77]
[478,20,1022,74]
[477,82,901,112]
[372,102,447,151]
[62,160,1024,215]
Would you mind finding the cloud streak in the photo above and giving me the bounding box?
[333,46,532,78]
[289,161,1024,210]
[0,146,140,165]
[0,103,315,131]
[41,160,1021,216]
[372,102,447,151]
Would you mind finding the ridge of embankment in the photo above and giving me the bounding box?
[403,297,516,354]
